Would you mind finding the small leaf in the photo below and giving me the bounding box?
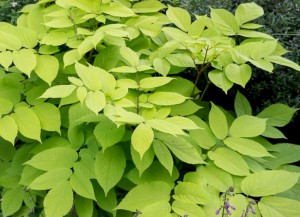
[257,104,298,127]
[148,92,187,106]
[229,115,267,137]
[225,63,252,87]
[25,147,78,171]
[95,146,126,195]
[209,102,228,140]
[208,147,250,176]
[132,1,166,13]
[0,116,18,144]
[29,168,72,190]
[63,49,81,67]
[120,46,139,66]
[166,6,191,31]
[153,140,173,175]
[146,119,185,135]
[234,91,252,116]
[70,171,95,200]
[208,69,234,93]
[235,3,264,25]
[153,58,171,76]
[241,170,300,197]
[94,115,125,151]
[0,51,13,70]
[132,123,154,159]
[172,200,206,217]
[258,196,300,217]
[1,185,23,217]
[40,85,77,98]
[116,181,171,211]
[102,2,135,17]
[224,137,271,157]
[12,106,41,142]
[44,181,73,217]
[34,55,59,85]
[13,49,37,76]
[188,16,206,36]
[139,77,174,89]
[85,91,106,114]
[131,145,155,176]
[32,102,61,133]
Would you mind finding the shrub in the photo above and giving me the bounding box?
[0,1,300,217]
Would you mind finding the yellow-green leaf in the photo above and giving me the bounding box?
[75,63,102,91]
[166,6,191,32]
[209,102,228,140]
[148,92,186,106]
[235,3,264,25]
[139,77,174,89]
[34,55,59,85]
[40,85,77,98]
[132,123,154,159]
[0,51,13,70]
[0,116,18,144]
[120,46,139,66]
[85,91,106,114]
[70,171,95,200]
[13,49,37,76]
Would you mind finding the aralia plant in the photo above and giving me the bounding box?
[0,0,300,217]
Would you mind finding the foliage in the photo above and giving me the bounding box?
[0,1,300,217]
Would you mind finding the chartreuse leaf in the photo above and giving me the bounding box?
[208,69,234,94]
[146,119,185,135]
[224,137,271,157]
[170,100,202,116]
[40,85,77,98]
[188,16,206,36]
[156,133,205,165]
[131,145,155,176]
[75,63,102,91]
[12,106,41,142]
[229,115,267,137]
[0,51,13,70]
[173,181,210,204]
[235,3,264,25]
[257,104,298,127]
[166,6,191,32]
[70,171,95,200]
[34,55,59,85]
[94,183,117,215]
[94,115,125,151]
[225,63,252,87]
[116,181,171,211]
[85,91,106,114]
[63,49,81,67]
[153,58,171,76]
[209,102,228,140]
[0,116,18,144]
[189,115,216,149]
[120,46,139,66]
[75,196,93,217]
[29,168,72,190]
[265,55,300,71]
[32,102,61,133]
[13,49,37,76]
[211,8,239,35]
[20,165,44,186]
[1,185,23,217]
[208,147,250,176]
[101,2,135,17]
[258,196,300,217]
[25,147,78,171]
[172,200,206,217]
[148,92,186,106]
[234,91,252,116]
[132,123,154,159]
[139,77,174,89]
[262,126,286,139]
[44,181,73,217]
[241,170,300,197]
[153,140,173,175]
[95,146,126,195]
[132,0,166,13]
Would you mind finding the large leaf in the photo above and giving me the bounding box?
[0,30,22,50]
[116,181,171,211]
[166,6,191,31]
[241,170,300,197]
[13,49,37,76]
[209,102,228,140]
[234,91,252,116]
[156,133,205,165]
[94,115,125,151]
[25,147,78,171]
[153,140,174,175]
[257,104,298,127]
[208,147,250,176]
[34,55,59,85]
[44,181,73,217]
[224,137,271,157]
[1,185,23,217]
[229,115,267,137]
[95,146,126,195]
[148,92,186,106]
[29,168,72,190]
[0,115,18,144]
[32,102,61,133]
[12,106,41,142]
[235,3,264,25]
[258,196,300,217]
[211,8,239,35]
[70,171,95,200]
[132,123,154,159]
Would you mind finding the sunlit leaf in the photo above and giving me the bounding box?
[132,123,154,159]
